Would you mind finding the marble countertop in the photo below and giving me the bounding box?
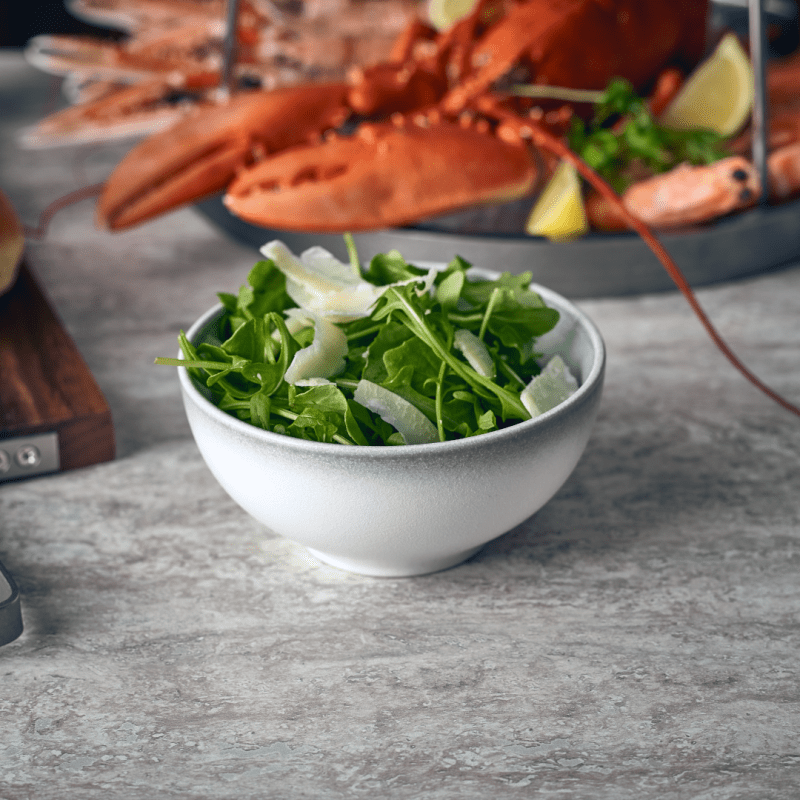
[1,51,799,799]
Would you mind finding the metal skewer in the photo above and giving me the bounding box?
[222,0,241,96]
[748,0,770,204]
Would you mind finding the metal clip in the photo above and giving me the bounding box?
[749,0,770,204]
[221,0,241,96]
[0,431,59,483]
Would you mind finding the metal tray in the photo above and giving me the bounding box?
[195,195,800,298]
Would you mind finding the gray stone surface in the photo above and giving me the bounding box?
[1,51,799,799]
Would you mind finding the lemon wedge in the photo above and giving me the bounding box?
[525,160,588,241]
[658,32,754,137]
[427,0,478,31]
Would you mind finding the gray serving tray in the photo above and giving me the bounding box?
[195,195,800,299]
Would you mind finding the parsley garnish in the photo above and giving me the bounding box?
[567,78,729,192]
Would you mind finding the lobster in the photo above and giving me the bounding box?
[95,0,711,232]
[97,81,353,229]
[24,0,800,420]
[66,0,230,32]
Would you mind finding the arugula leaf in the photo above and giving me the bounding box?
[362,249,426,285]
[286,384,352,444]
[249,390,272,429]
[435,269,465,310]
[158,242,567,445]
[221,259,296,332]
[221,317,274,361]
[383,336,447,395]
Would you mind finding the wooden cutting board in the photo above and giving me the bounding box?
[0,260,115,481]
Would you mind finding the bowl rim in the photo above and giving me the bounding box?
[177,273,606,458]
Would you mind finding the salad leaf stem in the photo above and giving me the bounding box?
[346,323,385,341]
[435,360,447,442]
[497,356,525,389]
[154,356,231,371]
[344,232,361,279]
[479,287,501,341]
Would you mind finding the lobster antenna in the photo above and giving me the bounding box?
[544,132,799,419]
[481,97,799,419]
[22,184,104,241]
[748,0,770,204]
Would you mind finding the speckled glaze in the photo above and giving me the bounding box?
[178,282,605,576]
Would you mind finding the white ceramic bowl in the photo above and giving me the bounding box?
[178,277,605,577]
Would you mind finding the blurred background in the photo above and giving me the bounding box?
[0,0,121,47]
[3,0,798,52]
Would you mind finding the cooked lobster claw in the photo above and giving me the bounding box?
[222,117,539,232]
[97,82,351,230]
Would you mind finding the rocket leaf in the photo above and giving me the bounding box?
[156,242,568,445]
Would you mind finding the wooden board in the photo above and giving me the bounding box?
[0,260,114,476]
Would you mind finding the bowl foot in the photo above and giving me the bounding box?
[305,545,485,578]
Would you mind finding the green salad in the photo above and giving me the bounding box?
[157,238,579,445]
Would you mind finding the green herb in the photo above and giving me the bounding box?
[156,240,563,446]
[567,78,729,193]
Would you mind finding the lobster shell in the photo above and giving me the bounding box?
[97,83,351,230]
[223,119,540,232]
[443,0,709,112]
